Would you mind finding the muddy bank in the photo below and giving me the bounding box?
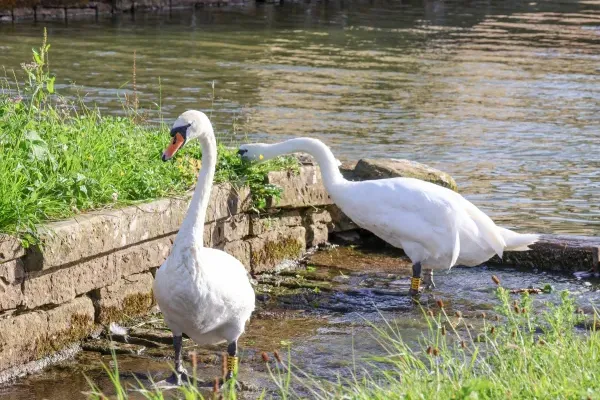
[1,243,599,399]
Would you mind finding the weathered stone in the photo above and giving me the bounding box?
[0,311,47,372]
[205,214,250,247]
[0,296,93,372]
[43,297,95,356]
[11,6,35,18]
[23,183,250,272]
[306,224,329,247]
[0,235,24,263]
[36,6,65,19]
[326,205,358,232]
[305,209,332,225]
[222,240,251,271]
[114,235,173,278]
[92,272,154,324]
[249,227,306,273]
[0,259,25,312]
[250,210,303,236]
[206,183,252,222]
[302,208,333,245]
[266,166,332,208]
[113,0,132,11]
[23,254,118,309]
[494,235,600,273]
[352,159,458,192]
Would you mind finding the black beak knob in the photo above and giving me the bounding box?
[237,149,248,156]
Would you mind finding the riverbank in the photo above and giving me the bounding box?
[2,241,600,399]
[1,151,599,386]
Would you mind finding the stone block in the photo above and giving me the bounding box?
[496,235,600,273]
[37,7,65,19]
[204,214,250,247]
[222,240,251,271]
[113,0,132,10]
[249,227,305,273]
[266,166,332,208]
[0,235,24,263]
[65,7,97,17]
[250,210,303,236]
[0,311,47,372]
[23,183,250,272]
[43,296,95,355]
[205,183,252,222]
[12,6,35,18]
[93,272,154,324]
[23,254,118,309]
[306,224,329,247]
[0,259,25,312]
[115,235,173,278]
[352,158,458,192]
[305,209,332,225]
[0,296,93,372]
[326,205,358,232]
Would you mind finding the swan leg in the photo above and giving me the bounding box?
[166,335,189,386]
[409,262,422,297]
[423,268,436,290]
[224,340,238,381]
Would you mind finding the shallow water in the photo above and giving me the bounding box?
[1,245,599,399]
[0,0,599,235]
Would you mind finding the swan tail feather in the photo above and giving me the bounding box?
[450,226,460,269]
[498,227,539,251]
[462,201,506,258]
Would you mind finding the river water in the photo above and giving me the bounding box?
[0,0,599,235]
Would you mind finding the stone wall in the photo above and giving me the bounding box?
[0,165,350,381]
[0,0,245,22]
[0,160,598,381]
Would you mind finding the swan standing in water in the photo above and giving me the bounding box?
[238,138,538,296]
[154,110,255,385]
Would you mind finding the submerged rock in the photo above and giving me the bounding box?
[351,158,459,192]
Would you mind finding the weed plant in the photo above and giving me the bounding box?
[87,276,600,399]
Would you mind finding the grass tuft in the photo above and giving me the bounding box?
[86,280,600,399]
[0,32,298,245]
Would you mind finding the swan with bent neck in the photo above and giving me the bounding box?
[238,138,539,295]
[154,110,255,385]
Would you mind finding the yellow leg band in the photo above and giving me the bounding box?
[411,277,421,291]
[227,356,238,374]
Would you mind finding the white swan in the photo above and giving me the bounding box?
[238,138,538,295]
[154,110,255,385]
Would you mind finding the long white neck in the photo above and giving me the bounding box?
[173,133,217,248]
[263,138,345,191]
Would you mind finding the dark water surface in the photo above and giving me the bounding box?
[0,0,599,234]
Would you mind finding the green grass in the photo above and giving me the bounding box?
[0,31,298,244]
[86,277,600,399]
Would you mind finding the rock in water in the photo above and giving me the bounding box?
[351,158,458,192]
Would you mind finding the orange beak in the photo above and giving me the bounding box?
[162,133,185,162]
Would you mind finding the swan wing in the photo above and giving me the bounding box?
[200,248,256,313]
[338,178,462,267]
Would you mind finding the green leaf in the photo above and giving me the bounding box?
[46,77,55,94]
[32,49,41,65]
